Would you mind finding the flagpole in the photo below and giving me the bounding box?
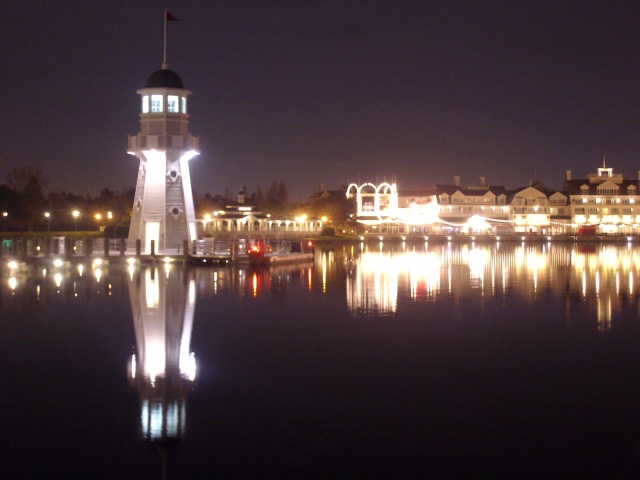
[162,10,168,69]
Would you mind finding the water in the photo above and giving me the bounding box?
[2,241,640,478]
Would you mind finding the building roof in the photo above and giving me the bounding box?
[397,189,435,197]
[435,185,508,197]
[563,179,639,195]
[145,68,185,89]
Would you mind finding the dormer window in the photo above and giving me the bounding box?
[628,185,636,194]
[142,96,149,113]
[580,185,589,194]
[167,95,179,113]
[151,95,163,112]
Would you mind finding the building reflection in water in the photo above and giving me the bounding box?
[346,242,640,329]
[127,263,197,443]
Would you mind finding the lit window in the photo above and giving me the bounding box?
[167,95,179,113]
[182,97,187,113]
[142,96,149,113]
[151,95,163,112]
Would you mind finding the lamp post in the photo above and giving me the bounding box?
[44,212,51,232]
[72,210,80,231]
[94,213,102,232]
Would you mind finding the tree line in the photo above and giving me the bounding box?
[0,167,354,234]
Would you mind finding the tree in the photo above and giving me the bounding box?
[5,166,46,231]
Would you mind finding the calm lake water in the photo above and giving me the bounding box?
[2,241,640,478]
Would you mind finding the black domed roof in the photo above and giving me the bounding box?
[145,69,185,89]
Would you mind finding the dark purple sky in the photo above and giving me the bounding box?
[2,1,640,200]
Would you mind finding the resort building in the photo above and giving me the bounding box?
[199,192,323,237]
[347,162,640,236]
[564,163,640,235]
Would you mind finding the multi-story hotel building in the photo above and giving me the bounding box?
[348,162,640,236]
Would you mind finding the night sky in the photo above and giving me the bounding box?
[3,1,640,201]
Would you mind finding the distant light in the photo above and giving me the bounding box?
[496,236,500,241]
[163,257,172,264]
[628,236,633,242]
[7,260,18,270]
[126,258,137,265]
[521,236,526,241]
[53,258,63,268]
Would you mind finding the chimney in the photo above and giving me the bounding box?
[454,176,460,187]
[566,170,572,181]
[479,176,486,186]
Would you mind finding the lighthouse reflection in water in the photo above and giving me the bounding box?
[127,263,197,442]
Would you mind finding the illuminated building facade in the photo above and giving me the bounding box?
[349,163,640,235]
[127,67,199,254]
[564,163,640,234]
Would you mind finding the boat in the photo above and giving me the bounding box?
[247,239,314,265]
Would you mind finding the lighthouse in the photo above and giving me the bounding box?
[126,32,199,254]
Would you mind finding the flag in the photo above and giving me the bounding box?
[166,11,178,22]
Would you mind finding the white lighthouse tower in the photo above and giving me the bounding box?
[126,61,199,254]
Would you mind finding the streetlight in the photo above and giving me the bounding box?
[106,211,113,236]
[72,210,80,231]
[44,212,51,231]
[94,213,103,232]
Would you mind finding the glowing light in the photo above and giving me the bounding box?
[7,260,18,270]
[53,258,63,268]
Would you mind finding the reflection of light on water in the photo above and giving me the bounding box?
[466,247,488,291]
[347,252,399,314]
[128,266,198,442]
[145,269,159,308]
[322,252,327,293]
[252,273,258,297]
[344,243,640,327]
[54,272,62,288]
[8,276,17,290]
[598,295,612,331]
